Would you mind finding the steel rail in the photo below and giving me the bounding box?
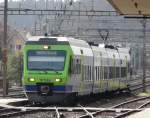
[78,96,150,118]
[137,100,150,109]
[79,105,95,118]
[111,96,150,108]
[78,109,141,118]
[0,105,142,118]
[113,110,138,118]
[55,107,60,118]
[113,99,150,118]
[1,78,150,117]
[0,108,50,118]
[130,81,150,92]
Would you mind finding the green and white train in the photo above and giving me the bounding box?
[23,36,130,103]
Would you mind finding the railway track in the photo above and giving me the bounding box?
[0,96,149,118]
[0,106,141,118]
[77,96,150,118]
[0,97,149,118]
[129,79,150,92]
[0,77,150,117]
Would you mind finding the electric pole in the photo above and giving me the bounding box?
[3,0,8,97]
[142,17,146,92]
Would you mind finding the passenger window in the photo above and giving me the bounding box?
[71,58,81,74]
[89,66,91,81]
[104,67,107,79]
[82,65,84,80]
[95,67,97,80]
[80,50,83,54]
[69,57,73,74]
[98,67,100,80]
[70,58,74,73]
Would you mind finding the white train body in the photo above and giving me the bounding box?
[67,37,130,96]
[24,36,131,102]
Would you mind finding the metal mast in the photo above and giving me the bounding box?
[3,0,8,97]
[141,17,146,92]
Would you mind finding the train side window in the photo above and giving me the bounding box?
[102,66,104,80]
[91,66,92,81]
[87,66,88,80]
[116,67,120,78]
[73,59,76,74]
[99,66,101,80]
[128,62,130,73]
[85,66,88,80]
[86,66,87,80]
[84,65,86,80]
[104,67,107,79]
[96,66,98,80]
[89,66,91,81]
[100,66,102,79]
[98,67,100,80]
[71,58,81,74]
[121,67,124,77]
[112,67,115,78]
[86,66,88,80]
[98,67,99,80]
[87,66,90,81]
[70,58,74,74]
[95,67,97,80]
[80,50,83,54]
[76,59,80,74]
[121,67,123,77]
[69,57,73,74]
[82,65,84,80]
[121,67,127,77]
[110,67,114,79]
[84,66,86,80]
[109,67,111,79]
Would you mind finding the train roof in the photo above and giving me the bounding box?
[26,36,90,48]
[26,36,130,54]
[92,44,130,54]
[27,36,85,42]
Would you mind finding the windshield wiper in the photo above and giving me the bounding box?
[48,68,60,73]
[29,68,61,74]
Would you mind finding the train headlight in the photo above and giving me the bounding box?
[29,78,35,82]
[44,45,49,50]
[56,78,61,82]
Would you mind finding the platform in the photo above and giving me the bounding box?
[128,109,150,118]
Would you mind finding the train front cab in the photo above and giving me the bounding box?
[23,41,75,103]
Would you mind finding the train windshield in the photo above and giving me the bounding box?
[27,50,66,71]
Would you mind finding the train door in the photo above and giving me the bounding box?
[80,48,93,95]
[69,56,82,94]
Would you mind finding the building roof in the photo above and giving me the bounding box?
[108,0,150,16]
